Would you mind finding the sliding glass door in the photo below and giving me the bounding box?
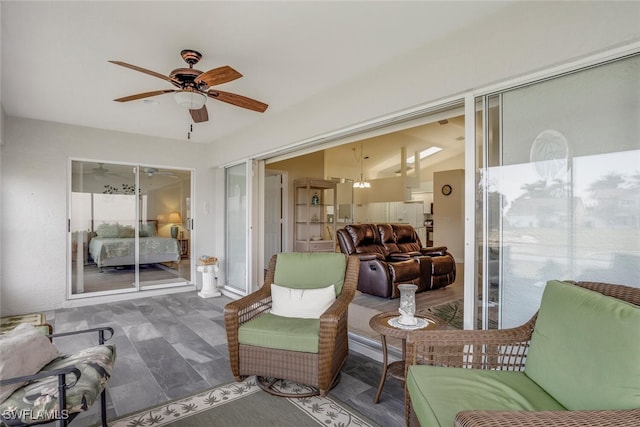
[475,54,640,329]
[69,161,193,297]
[225,162,251,295]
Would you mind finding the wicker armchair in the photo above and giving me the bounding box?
[404,281,640,427]
[224,252,359,397]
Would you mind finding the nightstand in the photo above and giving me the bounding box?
[178,238,189,259]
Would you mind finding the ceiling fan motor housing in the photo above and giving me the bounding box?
[170,68,206,89]
[180,49,202,66]
[171,50,206,89]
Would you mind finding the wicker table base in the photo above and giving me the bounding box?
[369,312,442,403]
[256,374,341,398]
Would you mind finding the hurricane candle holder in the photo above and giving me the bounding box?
[398,284,418,325]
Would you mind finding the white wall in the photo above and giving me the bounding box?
[2,2,640,314]
[433,170,465,262]
[0,118,216,315]
[207,2,640,166]
[0,107,4,297]
[203,1,639,293]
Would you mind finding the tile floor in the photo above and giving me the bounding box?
[43,290,406,427]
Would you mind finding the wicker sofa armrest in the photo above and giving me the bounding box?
[405,317,536,372]
[224,284,272,381]
[224,284,273,329]
[454,409,640,427]
[317,286,353,353]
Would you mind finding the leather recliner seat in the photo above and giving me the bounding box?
[337,223,456,298]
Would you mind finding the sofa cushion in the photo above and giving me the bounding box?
[270,283,335,319]
[525,280,640,410]
[0,323,60,403]
[273,252,346,295]
[0,344,115,425]
[407,365,565,427]
[392,224,423,252]
[346,224,387,258]
[238,313,320,353]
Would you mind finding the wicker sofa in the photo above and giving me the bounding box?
[337,223,456,298]
[404,280,640,427]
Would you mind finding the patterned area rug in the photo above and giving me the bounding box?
[421,299,499,329]
[421,299,464,329]
[109,376,379,427]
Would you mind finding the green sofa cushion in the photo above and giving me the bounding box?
[407,365,565,427]
[273,253,346,295]
[238,313,320,353]
[525,280,640,410]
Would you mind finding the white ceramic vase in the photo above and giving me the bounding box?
[398,284,418,325]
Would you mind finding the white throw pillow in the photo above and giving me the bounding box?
[0,323,60,403]
[270,283,336,319]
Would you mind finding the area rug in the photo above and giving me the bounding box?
[109,376,379,427]
[421,299,499,329]
[421,299,464,329]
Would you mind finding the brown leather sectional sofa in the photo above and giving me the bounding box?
[336,223,456,298]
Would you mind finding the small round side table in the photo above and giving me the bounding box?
[369,311,443,403]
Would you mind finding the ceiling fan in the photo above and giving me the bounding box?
[83,163,118,177]
[142,167,178,178]
[109,49,268,123]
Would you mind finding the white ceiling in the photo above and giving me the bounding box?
[1,1,510,145]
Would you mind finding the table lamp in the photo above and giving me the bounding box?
[168,211,182,239]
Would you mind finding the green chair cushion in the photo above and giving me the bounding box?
[238,313,320,353]
[0,344,116,425]
[407,365,565,427]
[273,253,346,295]
[525,280,640,410]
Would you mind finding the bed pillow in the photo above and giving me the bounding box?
[0,323,60,403]
[117,225,135,238]
[270,283,336,319]
[96,223,119,238]
[139,222,157,237]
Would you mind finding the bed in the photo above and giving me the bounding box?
[89,221,181,270]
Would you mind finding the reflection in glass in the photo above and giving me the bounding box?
[477,54,640,329]
[70,161,191,296]
[226,163,248,293]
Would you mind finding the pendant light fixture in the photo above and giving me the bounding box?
[353,143,371,189]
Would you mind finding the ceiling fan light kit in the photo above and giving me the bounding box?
[174,90,206,110]
[109,49,268,125]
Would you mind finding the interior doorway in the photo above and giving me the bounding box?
[264,170,285,266]
[264,103,467,340]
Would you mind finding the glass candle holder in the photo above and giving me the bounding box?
[398,284,418,325]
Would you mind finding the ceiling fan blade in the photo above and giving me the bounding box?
[113,89,176,102]
[207,90,268,113]
[189,105,209,123]
[109,60,182,86]
[194,66,242,87]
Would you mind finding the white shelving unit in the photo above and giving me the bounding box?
[294,178,337,252]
